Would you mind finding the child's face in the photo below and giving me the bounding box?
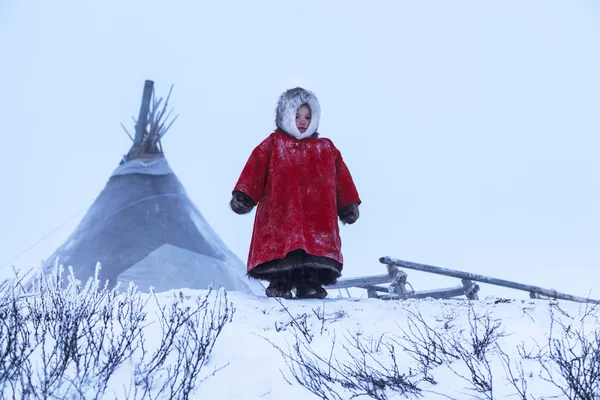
[295,105,311,134]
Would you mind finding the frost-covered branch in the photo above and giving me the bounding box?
[0,263,233,400]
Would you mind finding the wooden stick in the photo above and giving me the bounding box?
[380,256,599,304]
[133,80,154,149]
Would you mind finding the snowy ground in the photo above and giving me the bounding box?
[2,272,599,400]
[192,290,599,399]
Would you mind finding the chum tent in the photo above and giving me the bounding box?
[41,81,258,294]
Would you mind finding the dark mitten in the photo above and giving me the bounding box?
[339,202,359,225]
[230,190,255,214]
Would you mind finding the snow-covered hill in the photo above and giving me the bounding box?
[1,271,598,399]
[196,290,599,399]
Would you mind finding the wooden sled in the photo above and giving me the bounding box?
[329,256,599,304]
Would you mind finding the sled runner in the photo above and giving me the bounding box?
[330,256,599,304]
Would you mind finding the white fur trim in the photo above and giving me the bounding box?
[275,87,321,140]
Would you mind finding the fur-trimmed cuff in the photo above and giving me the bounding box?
[230,190,255,214]
[339,202,359,225]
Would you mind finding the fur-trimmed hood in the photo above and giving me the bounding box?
[275,87,321,140]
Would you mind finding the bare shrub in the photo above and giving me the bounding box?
[0,277,37,396]
[539,302,600,399]
[268,300,423,400]
[394,309,459,384]
[274,329,422,400]
[496,344,530,400]
[131,287,234,400]
[272,300,517,400]
[0,262,233,400]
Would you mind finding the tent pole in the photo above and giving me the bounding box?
[133,80,154,150]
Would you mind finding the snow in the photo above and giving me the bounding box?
[2,274,598,399]
[191,290,598,399]
[115,244,255,294]
[111,157,174,177]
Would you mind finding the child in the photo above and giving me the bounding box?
[230,87,361,299]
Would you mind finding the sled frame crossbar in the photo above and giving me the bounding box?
[329,256,599,304]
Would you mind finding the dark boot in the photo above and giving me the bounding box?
[295,283,328,299]
[265,281,292,299]
[294,267,328,299]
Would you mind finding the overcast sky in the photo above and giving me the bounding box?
[1,0,599,299]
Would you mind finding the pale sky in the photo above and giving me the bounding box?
[1,0,599,298]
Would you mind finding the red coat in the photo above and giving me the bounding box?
[234,131,361,272]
